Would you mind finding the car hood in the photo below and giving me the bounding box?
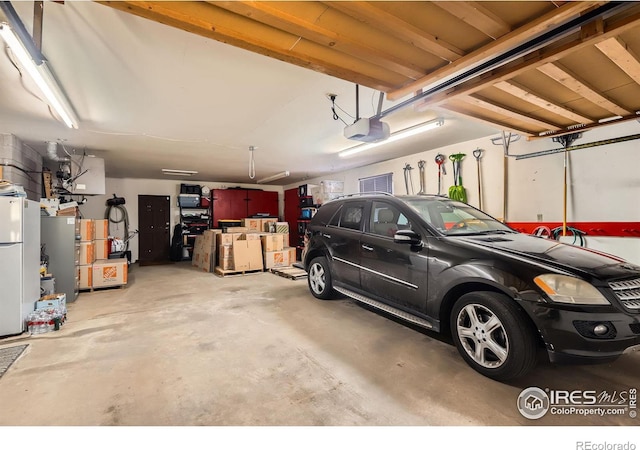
[454,233,640,280]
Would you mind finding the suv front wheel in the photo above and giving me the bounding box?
[451,292,537,380]
[308,256,336,300]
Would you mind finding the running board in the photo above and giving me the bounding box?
[334,286,434,330]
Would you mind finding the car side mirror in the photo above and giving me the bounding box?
[394,229,422,247]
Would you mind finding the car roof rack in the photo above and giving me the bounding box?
[335,192,394,199]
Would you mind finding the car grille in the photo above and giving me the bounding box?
[630,323,640,335]
[608,278,640,311]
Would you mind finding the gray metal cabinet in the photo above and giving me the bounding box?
[41,216,80,302]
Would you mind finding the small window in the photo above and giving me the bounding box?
[340,205,364,231]
[359,173,393,194]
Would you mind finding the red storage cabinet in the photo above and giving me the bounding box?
[211,189,278,228]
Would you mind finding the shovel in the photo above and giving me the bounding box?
[473,148,483,209]
[448,153,467,202]
[435,154,446,195]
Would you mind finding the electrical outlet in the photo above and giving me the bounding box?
[537,214,543,222]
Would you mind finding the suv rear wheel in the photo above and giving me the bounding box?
[308,256,336,300]
[451,291,537,380]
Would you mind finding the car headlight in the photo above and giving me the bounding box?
[533,274,610,305]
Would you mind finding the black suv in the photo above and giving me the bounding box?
[302,193,640,380]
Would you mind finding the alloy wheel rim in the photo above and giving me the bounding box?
[456,303,509,369]
[309,263,326,294]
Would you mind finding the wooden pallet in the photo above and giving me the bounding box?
[270,266,307,280]
[214,267,264,277]
[79,285,126,293]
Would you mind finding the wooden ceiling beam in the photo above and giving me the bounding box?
[460,95,562,130]
[98,1,395,92]
[433,1,511,40]
[537,62,631,116]
[323,1,464,63]
[211,1,426,80]
[437,103,534,137]
[493,80,594,124]
[387,1,605,101]
[595,36,640,82]
[416,9,640,109]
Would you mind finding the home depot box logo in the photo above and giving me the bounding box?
[92,260,127,287]
[101,265,118,281]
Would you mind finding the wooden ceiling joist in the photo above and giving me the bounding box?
[324,1,464,63]
[536,62,631,116]
[212,1,427,80]
[99,1,396,91]
[594,36,640,82]
[493,80,594,124]
[433,2,511,40]
[460,95,562,131]
[438,103,533,137]
[413,10,640,110]
[386,1,603,100]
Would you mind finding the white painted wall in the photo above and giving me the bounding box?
[285,120,640,264]
[78,178,283,262]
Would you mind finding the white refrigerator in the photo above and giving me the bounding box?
[0,197,40,336]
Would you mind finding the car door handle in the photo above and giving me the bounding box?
[322,233,331,239]
[361,244,374,251]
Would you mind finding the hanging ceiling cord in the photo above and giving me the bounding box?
[4,45,39,101]
[328,94,350,126]
[248,145,256,180]
[4,44,62,124]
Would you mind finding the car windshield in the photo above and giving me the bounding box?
[404,198,515,236]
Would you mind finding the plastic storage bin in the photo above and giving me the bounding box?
[178,194,200,207]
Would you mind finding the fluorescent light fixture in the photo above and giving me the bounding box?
[257,171,290,184]
[162,168,198,176]
[339,118,444,158]
[0,23,79,129]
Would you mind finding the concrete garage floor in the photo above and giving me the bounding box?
[0,262,638,426]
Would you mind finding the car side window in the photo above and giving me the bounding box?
[328,205,342,227]
[370,201,411,237]
[339,205,364,231]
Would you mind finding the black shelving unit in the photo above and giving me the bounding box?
[296,185,319,261]
[178,192,210,260]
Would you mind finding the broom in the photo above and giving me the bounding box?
[448,153,467,202]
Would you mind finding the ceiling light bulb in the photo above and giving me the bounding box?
[257,171,290,184]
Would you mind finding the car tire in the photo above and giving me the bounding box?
[450,291,537,381]
[307,256,336,300]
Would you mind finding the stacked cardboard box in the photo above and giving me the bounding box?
[78,219,96,289]
[192,229,222,272]
[92,258,128,288]
[215,232,263,272]
[261,233,295,269]
[94,219,110,259]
